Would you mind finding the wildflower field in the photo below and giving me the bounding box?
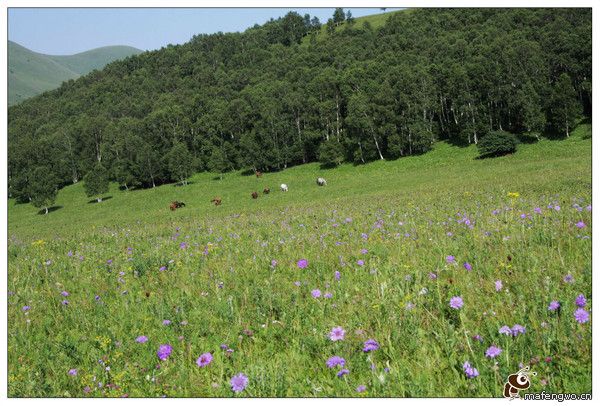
[7,125,592,397]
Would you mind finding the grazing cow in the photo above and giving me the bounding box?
[251,191,259,199]
[280,184,288,192]
[169,201,186,211]
[255,170,262,178]
[211,197,222,206]
[317,177,327,186]
[263,187,270,194]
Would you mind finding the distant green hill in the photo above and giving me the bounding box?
[8,41,143,105]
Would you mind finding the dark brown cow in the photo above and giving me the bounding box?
[255,170,262,178]
[211,197,222,206]
[169,201,186,211]
[251,192,259,199]
[263,187,270,194]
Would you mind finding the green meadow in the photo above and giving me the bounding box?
[7,125,592,397]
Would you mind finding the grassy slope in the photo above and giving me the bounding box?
[8,41,80,105]
[7,126,591,397]
[8,124,591,240]
[8,41,142,106]
[47,45,143,75]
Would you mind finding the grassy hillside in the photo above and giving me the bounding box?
[7,128,591,396]
[8,41,142,105]
[47,45,144,76]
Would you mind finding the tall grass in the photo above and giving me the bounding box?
[8,131,591,397]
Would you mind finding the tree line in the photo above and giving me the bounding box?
[8,8,591,209]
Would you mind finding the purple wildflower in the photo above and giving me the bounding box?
[62,300,69,306]
[335,271,341,281]
[576,221,586,229]
[575,294,587,308]
[61,291,69,297]
[68,369,78,376]
[360,249,368,254]
[326,356,345,368]
[67,250,73,257]
[311,289,321,298]
[463,262,472,271]
[157,344,173,361]
[485,345,502,358]
[534,207,542,214]
[449,296,464,309]
[329,326,345,341]
[564,274,574,283]
[499,325,512,335]
[511,324,526,336]
[294,281,301,287]
[297,259,308,269]
[548,301,560,311]
[230,373,249,392]
[574,308,590,324]
[446,255,456,264]
[363,339,379,352]
[271,259,277,267]
[162,320,171,326]
[356,385,366,393]
[495,280,503,292]
[136,336,148,343]
[21,305,30,312]
[196,352,213,367]
[324,292,333,299]
[463,361,479,379]
[472,335,483,342]
[357,260,365,266]
[159,266,166,271]
[337,369,350,377]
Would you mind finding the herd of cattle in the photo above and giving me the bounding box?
[169,176,327,210]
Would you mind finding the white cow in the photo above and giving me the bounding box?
[280,183,288,192]
[317,177,327,186]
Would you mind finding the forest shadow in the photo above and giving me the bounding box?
[37,206,63,215]
[173,181,195,187]
[516,133,540,144]
[87,196,113,204]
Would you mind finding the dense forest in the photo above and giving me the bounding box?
[8,8,592,203]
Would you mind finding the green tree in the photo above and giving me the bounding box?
[548,73,580,137]
[208,146,229,180]
[346,10,355,25]
[83,162,110,202]
[333,8,346,25]
[326,18,335,35]
[167,142,194,185]
[318,139,345,167]
[29,166,59,214]
[477,130,518,158]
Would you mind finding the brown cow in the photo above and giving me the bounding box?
[211,197,222,206]
[169,201,186,211]
[263,187,270,194]
[255,170,262,178]
[251,192,259,199]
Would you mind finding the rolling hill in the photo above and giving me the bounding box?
[8,41,143,105]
